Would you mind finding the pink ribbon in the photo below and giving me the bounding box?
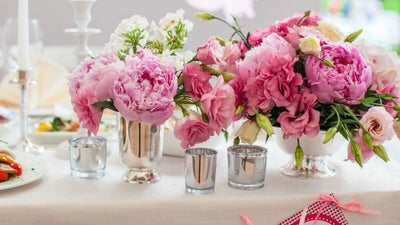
[240,215,255,225]
[312,194,378,225]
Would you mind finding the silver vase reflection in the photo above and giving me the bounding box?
[118,116,164,184]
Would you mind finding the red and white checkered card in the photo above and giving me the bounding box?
[279,194,348,225]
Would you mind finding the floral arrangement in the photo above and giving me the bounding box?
[173,11,400,168]
[68,9,194,135]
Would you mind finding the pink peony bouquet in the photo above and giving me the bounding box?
[173,11,400,168]
[68,10,194,135]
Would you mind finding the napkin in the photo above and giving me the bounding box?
[0,58,71,109]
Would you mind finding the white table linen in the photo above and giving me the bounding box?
[1,126,400,225]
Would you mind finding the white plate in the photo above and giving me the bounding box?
[0,153,47,190]
[28,116,117,145]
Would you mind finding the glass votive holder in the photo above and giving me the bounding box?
[184,148,217,194]
[227,145,268,190]
[69,136,107,179]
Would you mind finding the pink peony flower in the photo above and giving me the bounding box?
[182,62,213,101]
[196,37,224,65]
[71,89,103,136]
[304,43,372,104]
[352,39,400,93]
[111,50,177,125]
[85,52,125,101]
[174,114,214,149]
[277,89,320,139]
[347,134,375,163]
[68,52,124,102]
[360,106,394,145]
[200,76,236,133]
[68,58,95,98]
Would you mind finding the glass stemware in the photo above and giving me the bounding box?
[3,18,43,72]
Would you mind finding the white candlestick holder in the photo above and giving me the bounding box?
[65,0,100,65]
[10,69,45,154]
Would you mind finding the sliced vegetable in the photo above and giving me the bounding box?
[0,169,8,182]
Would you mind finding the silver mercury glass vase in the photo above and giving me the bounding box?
[118,116,164,184]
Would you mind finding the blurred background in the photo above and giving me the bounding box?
[0,0,398,71]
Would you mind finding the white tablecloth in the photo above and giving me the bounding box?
[1,122,400,225]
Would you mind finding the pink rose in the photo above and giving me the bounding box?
[218,42,242,73]
[285,26,331,48]
[174,114,214,149]
[182,62,213,101]
[228,75,247,121]
[197,37,224,65]
[347,134,375,163]
[71,89,103,136]
[111,50,177,125]
[360,106,394,145]
[200,76,236,133]
[238,39,249,55]
[266,11,321,37]
[305,44,372,104]
[248,29,271,47]
[237,33,296,81]
[237,34,301,113]
[376,85,400,117]
[277,90,320,139]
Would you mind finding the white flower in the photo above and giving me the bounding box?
[115,15,149,34]
[299,36,321,54]
[159,50,195,71]
[352,39,400,92]
[317,21,345,42]
[148,21,167,43]
[159,9,185,31]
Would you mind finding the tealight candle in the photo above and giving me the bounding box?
[17,0,29,70]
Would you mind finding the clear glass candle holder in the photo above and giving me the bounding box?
[69,136,107,179]
[227,145,268,190]
[184,148,217,194]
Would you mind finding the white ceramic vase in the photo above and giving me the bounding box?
[275,128,347,178]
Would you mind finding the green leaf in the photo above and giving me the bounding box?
[255,111,275,136]
[92,100,117,112]
[194,12,214,21]
[344,29,363,43]
[201,112,209,123]
[222,129,229,142]
[233,136,240,146]
[372,145,389,162]
[323,127,337,144]
[362,132,374,149]
[321,58,335,68]
[360,97,378,104]
[235,105,244,115]
[350,140,363,167]
[295,141,304,170]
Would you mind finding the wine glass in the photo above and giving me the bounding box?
[0,28,6,81]
[3,18,44,72]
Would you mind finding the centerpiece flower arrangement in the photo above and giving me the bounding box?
[68,9,194,134]
[173,10,400,169]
